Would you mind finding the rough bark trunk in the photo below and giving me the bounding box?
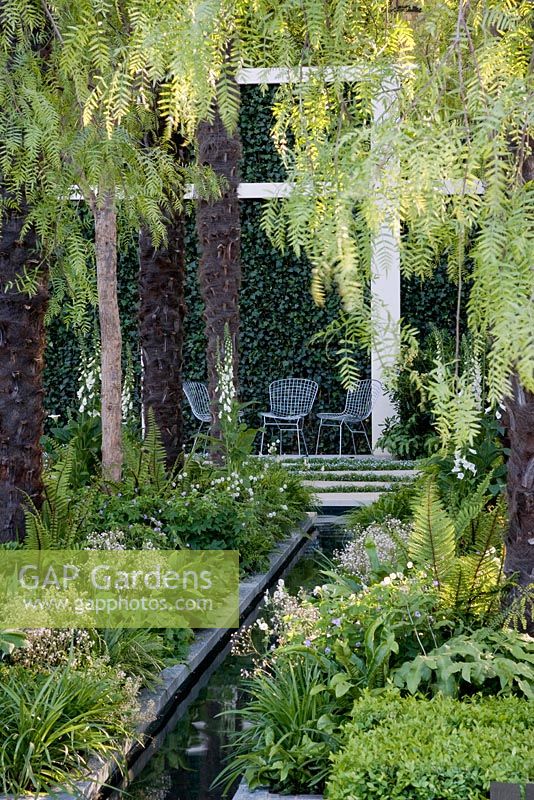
[504,376,534,629]
[93,193,122,482]
[138,213,186,469]
[196,103,242,438]
[0,209,47,541]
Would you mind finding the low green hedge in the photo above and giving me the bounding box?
[326,690,534,800]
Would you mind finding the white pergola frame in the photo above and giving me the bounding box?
[210,66,402,452]
[189,66,482,453]
[67,65,484,453]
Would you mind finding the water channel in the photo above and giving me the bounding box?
[126,526,348,800]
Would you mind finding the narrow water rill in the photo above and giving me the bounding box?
[126,527,346,800]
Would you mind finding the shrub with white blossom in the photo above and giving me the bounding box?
[334,517,412,581]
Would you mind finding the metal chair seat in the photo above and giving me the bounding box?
[316,380,382,455]
[261,411,303,422]
[316,412,364,422]
[260,378,318,455]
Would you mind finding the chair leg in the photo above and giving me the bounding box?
[339,422,343,456]
[351,429,357,455]
[192,420,205,452]
[362,422,372,453]
[301,420,309,455]
[315,420,323,455]
[296,423,301,456]
[260,423,266,455]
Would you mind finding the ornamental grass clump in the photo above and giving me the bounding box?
[0,666,136,796]
[216,653,344,795]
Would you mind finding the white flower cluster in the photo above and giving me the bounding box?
[77,350,101,417]
[84,529,127,550]
[121,372,134,423]
[334,518,412,580]
[471,358,482,409]
[11,628,94,670]
[215,329,236,424]
[452,449,477,480]
[209,471,258,500]
[262,578,320,641]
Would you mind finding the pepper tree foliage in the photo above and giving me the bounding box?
[0,0,222,479]
[0,0,197,325]
[231,0,533,452]
[94,0,534,453]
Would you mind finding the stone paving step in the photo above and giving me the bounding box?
[315,514,351,527]
[304,480,393,490]
[278,454,397,461]
[298,468,417,478]
[314,491,383,508]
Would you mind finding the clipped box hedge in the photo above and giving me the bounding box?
[326,690,534,800]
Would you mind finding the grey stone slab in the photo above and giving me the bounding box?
[234,780,323,800]
[299,469,417,478]
[303,480,393,489]
[315,491,383,507]
[0,515,316,800]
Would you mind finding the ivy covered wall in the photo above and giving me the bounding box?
[44,86,461,443]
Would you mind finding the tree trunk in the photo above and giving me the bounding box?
[196,104,242,438]
[0,209,47,541]
[93,193,122,482]
[504,376,534,630]
[138,213,186,469]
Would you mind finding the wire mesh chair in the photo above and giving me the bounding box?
[260,378,318,455]
[315,379,382,455]
[183,381,212,447]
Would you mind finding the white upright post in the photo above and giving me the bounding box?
[370,78,401,454]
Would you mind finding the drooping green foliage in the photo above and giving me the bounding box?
[226,0,533,439]
[0,0,205,327]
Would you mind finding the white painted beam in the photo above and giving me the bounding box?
[183,182,293,200]
[236,66,365,85]
[71,180,483,202]
[370,79,401,454]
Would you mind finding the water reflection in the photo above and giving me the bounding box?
[129,526,347,800]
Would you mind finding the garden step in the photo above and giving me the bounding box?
[314,490,384,509]
[298,469,417,478]
[303,480,393,490]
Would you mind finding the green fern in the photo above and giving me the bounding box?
[123,409,170,492]
[409,479,456,587]
[23,444,95,549]
[408,477,505,618]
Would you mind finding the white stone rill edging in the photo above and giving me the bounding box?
[234,779,323,800]
[0,514,316,800]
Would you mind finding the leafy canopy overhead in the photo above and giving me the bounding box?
[241,1,534,405]
[0,0,220,326]
[117,0,534,414]
[1,0,532,416]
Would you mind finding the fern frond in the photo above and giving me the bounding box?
[408,478,456,586]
